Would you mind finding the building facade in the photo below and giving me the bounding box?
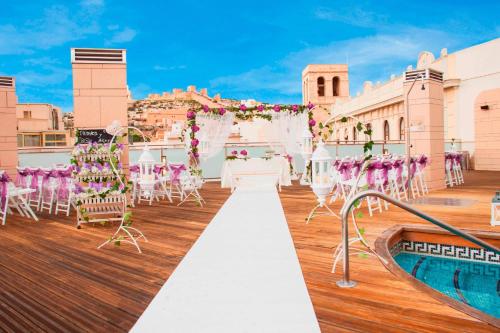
[324,38,500,170]
[302,64,349,123]
[16,103,69,147]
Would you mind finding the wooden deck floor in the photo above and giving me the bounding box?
[0,171,499,332]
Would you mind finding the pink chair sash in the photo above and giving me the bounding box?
[57,169,73,200]
[366,161,384,187]
[0,173,10,210]
[16,168,29,188]
[169,164,186,185]
[336,161,353,181]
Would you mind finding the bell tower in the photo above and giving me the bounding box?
[302,64,349,122]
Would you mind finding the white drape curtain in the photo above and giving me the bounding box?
[265,111,308,156]
[196,112,235,160]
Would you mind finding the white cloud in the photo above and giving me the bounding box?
[210,27,461,99]
[153,64,187,71]
[81,0,104,7]
[106,27,138,45]
[314,6,387,28]
[0,5,100,55]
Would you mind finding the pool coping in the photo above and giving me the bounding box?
[375,225,500,328]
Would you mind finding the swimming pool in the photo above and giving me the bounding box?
[394,252,499,318]
[376,225,500,327]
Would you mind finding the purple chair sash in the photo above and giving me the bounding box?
[16,168,29,188]
[0,173,10,210]
[169,164,186,184]
[366,161,384,187]
[57,169,73,200]
[336,161,353,181]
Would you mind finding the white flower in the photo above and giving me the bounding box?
[106,120,122,136]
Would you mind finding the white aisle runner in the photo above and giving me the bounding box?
[132,185,320,333]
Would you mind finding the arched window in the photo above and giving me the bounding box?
[383,120,390,142]
[352,127,357,142]
[344,128,349,142]
[399,117,405,140]
[332,76,340,96]
[317,77,325,97]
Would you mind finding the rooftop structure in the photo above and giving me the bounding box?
[326,38,500,170]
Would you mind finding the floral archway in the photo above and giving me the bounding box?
[184,103,317,176]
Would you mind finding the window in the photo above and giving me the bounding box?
[332,76,340,96]
[23,134,41,147]
[317,77,325,97]
[23,110,32,119]
[352,127,357,142]
[17,134,23,147]
[399,117,405,140]
[44,133,67,147]
[383,120,390,142]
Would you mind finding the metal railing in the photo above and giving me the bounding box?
[336,190,500,288]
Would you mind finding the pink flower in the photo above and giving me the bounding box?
[193,152,200,158]
[219,108,226,115]
[309,119,316,127]
[239,104,247,111]
[240,149,248,156]
[186,111,196,119]
[257,105,264,112]
[202,105,210,113]
[191,124,200,132]
[292,104,298,112]
[273,105,281,112]
[307,102,315,110]
[191,139,199,147]
[231,150,238,155]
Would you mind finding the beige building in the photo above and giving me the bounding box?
[302,64,349,122]
[16,103,69,147]
[319,38,500,170]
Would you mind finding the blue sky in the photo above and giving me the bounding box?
[1,0,499,112]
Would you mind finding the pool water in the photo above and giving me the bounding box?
[395,252,500,318]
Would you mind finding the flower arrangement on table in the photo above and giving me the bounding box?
[185,102,317,176]
[225,149,249,161]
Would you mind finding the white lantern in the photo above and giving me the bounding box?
[198,132,209,160]
[311,140,332,206]
[138,145,156,197]
[300,127,314,185]
[301,126,314,158]
[491,191,500,226]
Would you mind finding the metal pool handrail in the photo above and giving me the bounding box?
[337,190,500,288]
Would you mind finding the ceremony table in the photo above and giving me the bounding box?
[220,157,291,190]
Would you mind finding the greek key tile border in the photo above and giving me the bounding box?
[392,240,500,264]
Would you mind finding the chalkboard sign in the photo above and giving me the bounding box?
[77,129,114,144]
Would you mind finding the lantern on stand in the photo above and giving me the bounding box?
[306,140,338,223]
[491,191,500,226]
[300,126,314,185]
[198,132,210,160]
[138,145,156,198]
